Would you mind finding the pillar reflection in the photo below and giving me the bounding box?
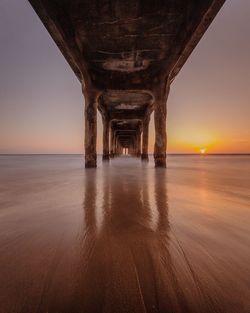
[70,166,220,313]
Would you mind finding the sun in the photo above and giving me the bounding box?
[200,148,207,154]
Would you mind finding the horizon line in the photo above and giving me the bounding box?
[1,153,250,156]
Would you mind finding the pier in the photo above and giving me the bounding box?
[29,0,225,167]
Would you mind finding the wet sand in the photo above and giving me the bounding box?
[0,155,249,313]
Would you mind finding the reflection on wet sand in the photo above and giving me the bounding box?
[0,155,249,313]
[71,164,221,313]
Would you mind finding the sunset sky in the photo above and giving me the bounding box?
[0,0,249,154]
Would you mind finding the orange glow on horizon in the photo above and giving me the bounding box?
[146,129,250,154]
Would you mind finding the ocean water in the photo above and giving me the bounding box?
[0,155,249,313]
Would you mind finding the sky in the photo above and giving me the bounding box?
[0,0,249,154]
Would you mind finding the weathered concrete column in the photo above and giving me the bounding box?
[114,135,118,156]
[136,129,142,157]
[110,128,114,158]
[119,143,122,155]
[128,145,132,155]
[132,138,136,156]
[115,137,118,156]
[102,116,110,161]
[83,89,98,168]
[154,83,170,167]
[141,116,150,161]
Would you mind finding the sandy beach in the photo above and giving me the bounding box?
[0,155,249,313]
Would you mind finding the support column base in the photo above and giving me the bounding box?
[141,153,149,161]
[102,154,110,161]
[154,155,166,167]
[85,157,97,168]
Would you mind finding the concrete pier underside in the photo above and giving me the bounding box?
[29,0,225,167]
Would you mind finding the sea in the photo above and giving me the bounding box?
[0,154,249,313]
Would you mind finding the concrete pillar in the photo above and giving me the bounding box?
[102,116,109,161]
[117,139,120,155]
[141,116,150,161]
[110,128,114,158]
[137,129,142,157]
[128,145,132,155]
[114,135,117,156]
[132,138,136,156]
[84,89,97,168]
[115,137,118,155]
[154,84,170,167]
